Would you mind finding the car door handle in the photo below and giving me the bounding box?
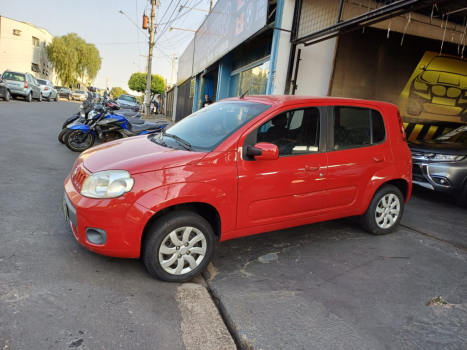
[374,155,385,163]
[305,163,320,172]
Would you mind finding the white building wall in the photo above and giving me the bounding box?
[0,16,59,85]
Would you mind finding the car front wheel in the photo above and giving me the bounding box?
[359,184,404,235]
[143,211,214,282]
[456,182,467,208]
[3,90,10,101]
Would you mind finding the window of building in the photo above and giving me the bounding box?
[230,60,270,97]
[31,63,40,73]
[32,37,40,47]
[255,108,320,157]
[333,107,386,150]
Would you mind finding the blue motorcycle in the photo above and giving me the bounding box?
[63,101,167,152]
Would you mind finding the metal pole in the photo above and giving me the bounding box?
[145,0,156,118]
[210,0,213,11]
[170,53,176,87]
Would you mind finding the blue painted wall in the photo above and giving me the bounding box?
[266,0,284,95]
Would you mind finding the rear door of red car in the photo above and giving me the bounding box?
[236,103,328,229]
[324,104,393,213]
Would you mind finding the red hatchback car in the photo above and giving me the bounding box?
[63,96,412,282]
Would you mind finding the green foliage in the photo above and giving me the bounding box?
[128,72,165,100]
[110,87,128,99]
[46,33,102,87]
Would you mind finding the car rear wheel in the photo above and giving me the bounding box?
[455,182,467,208]
[37,94,42,102]
[3,90,10,101]
[143,211,214,282]
[54,94,58,102]
[47,93,52,102]
[359,184,404,235]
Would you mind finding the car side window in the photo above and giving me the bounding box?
[333,107,386,150]
[255,108,320,157]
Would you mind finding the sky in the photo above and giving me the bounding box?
[0,0,214,95]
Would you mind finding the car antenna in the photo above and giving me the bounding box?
[239,90,249,99]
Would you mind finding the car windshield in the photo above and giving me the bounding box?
[436,126,467,143]
[75,90,85,94]
[119,95,136,102]
[37,79,47,85]
[426,57,467,76]
[62,88,70,92]
[2,72,25,82]
[159,101,271,151]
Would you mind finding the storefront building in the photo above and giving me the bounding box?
[170,0,467,141]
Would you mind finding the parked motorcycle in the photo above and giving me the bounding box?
[59,95,142,143]
[63,100,167,152]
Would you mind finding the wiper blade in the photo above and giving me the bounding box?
[162,132,194,151]
[148,133,167,147]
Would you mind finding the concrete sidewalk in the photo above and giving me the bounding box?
[142,113,174,126]
[203,196,467,349]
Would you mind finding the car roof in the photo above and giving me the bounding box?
[221,95,397,109]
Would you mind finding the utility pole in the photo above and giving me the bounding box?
[144,0,156,118]
[210,0,213,11]
[170,53,177,87]
[106,78,109,88]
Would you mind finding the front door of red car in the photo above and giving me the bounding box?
[324,105,393,213]
[236,105,328,229]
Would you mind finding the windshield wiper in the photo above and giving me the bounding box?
[162,132,194,151]
[148,133,168,147]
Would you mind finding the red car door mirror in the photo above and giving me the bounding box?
[247,142,279,160]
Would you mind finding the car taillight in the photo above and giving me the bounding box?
[44,87,49,91]
[24,81,28,89]
[396,111,407,142]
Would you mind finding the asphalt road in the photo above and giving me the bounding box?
[0,100,235,350]
[1,99,466,350]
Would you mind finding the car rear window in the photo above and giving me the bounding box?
[37,79,47,85]
[75,90,85,94]
[3,72,25,82]
[333,107,386,149]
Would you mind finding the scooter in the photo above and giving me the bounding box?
[63,101,167,152]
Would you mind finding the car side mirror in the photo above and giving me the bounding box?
[419,64,426,70]
[247,142,279,160]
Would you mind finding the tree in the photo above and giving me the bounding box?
[46,33,102,87]
[110,87,128,99]
[128,72,165,100]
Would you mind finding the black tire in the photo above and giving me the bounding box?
[68,95,71,101]
[3,90,10,101]
[143,211,214,282]
[37,93,42,102]
[26,92,32,102]
[47,94,52,102]
[54,94,58,102]
[455,182,467,208]
[64,129,95,152]
[359,184,405,235]
[58,128,68,144]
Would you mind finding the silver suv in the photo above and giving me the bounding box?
[116,94,140,109]
[1,70,42,102]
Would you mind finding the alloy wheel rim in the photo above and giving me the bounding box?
[158,226,207,275]
[375,194,400,229]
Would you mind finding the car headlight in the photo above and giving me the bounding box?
[81,170,134,198]
[430,154,465,162]
[414,81,428,91]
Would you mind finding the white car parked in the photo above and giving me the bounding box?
[37,79,58,102]
[72,89,87,101]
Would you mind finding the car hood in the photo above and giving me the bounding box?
[79,135,208,174]
[420,71,467,88]
[408,140,467,155]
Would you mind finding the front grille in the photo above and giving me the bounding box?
[72,164,90,192]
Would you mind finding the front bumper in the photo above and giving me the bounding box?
[412,161,467,194]
[63,174,155,258]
